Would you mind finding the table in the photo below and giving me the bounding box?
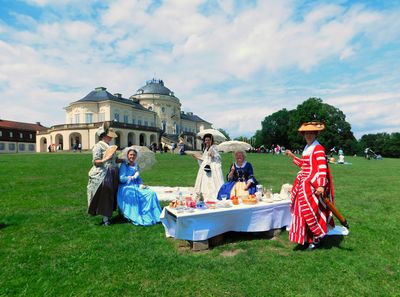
[160,200,292,242]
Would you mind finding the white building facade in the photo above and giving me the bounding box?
[36,79,212,152]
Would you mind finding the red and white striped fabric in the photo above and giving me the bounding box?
[289,142,335,245]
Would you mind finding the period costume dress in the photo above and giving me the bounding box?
[87,140,119,218]
[194,145,224,200]
[217,161,258,199]
[117,162,161,226]
[289,139,335,245]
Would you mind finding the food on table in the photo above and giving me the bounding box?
[242,194,257,205]
[231,196,239,205]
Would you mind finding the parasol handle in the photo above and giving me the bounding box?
[322,196,349,229]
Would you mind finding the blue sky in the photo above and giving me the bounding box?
[1,0,399,139]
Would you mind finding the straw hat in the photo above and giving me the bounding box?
[298,121,325,132]
[106,127,118,138]
[96,124,118,138]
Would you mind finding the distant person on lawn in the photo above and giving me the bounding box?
[285,121,335,250]
[87,124,119,226]
[117,147,161,226]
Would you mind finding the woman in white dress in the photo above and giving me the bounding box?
[193,133,224,200]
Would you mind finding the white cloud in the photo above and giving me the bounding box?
[0,0,400,138]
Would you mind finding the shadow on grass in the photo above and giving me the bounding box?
[209,229,287,248]
[319,235,353,251]
[110,214,129,225]
[293,235,353,252]
[0,223,10,230]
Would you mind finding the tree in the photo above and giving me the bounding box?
[254,108,291,149]
[288,98,357,153]
[217,128,230,141]
[254,98,358,154]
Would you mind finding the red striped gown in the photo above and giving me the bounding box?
[289,141,335,245]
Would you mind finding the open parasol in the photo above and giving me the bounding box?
[196,129,227,142]
[217,140,252,152]
[120,146,156,171]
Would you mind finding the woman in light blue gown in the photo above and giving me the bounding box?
[117,148,161,226]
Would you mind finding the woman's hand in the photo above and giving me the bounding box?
[285,150,295,159]
[315,186,325,196]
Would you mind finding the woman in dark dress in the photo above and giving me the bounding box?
[87,125,119,226]
[217,151,258,199]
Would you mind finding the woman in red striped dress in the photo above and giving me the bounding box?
[285,122,335,249]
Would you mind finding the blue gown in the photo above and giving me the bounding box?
[117,162,161,226]
[217,162,258,200]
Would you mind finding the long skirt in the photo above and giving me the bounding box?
[88,167,119,217]
[117,185,161,226]
[217,181,257,199]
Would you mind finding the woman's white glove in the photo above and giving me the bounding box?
[132,171,140,179]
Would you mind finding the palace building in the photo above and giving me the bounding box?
[36,79,212,152]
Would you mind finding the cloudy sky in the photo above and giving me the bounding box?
[1,0,399,138]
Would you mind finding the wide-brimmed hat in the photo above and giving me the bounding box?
[298,121,325,132]
[106,127,118,138]
[96,124,118,138]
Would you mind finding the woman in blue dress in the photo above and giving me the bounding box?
[217,151,258,199]
[117,147,161,226]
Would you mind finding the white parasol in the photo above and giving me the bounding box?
[120,146,156,171]
[217,140,252,152]
[196,129,227,142]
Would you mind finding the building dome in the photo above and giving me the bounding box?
[135,79,176,97]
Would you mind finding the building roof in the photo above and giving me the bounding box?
[0,119,47,131]
[74,87,150,112]
[181,112,210,124]
[135,79,178,98]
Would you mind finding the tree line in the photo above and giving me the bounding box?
[252,98,400,158]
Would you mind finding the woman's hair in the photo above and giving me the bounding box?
[234,150,246,159]
[203,133,214,145]
[99,132,107,140]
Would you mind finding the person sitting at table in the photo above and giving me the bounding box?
[117,147,161,226]
[217,150,258,200]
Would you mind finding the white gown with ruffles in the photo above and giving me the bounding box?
[194,145,224,200]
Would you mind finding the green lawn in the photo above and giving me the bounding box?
[0,152,399,296]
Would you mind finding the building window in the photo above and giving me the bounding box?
[124,115,129,123]
[29,133,33,139]
[98,113,105,122]
[132,118,136,125]
[9,132,13,137]
[114,113,120,122]
[8,143,15,151]
[148,106,153,111]
[85,113,93,124]
[19,143,25,151]
[161,107,165,113]
[138,120,142,125]
[0,131,2,137]
[0,143,4,150]
[74,114,80,124]
[29,144,35,151]
[20,133,23,138]
[144,121,148,126]
[69,117,73,124]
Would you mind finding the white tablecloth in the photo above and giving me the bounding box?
[160,200,292,241]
